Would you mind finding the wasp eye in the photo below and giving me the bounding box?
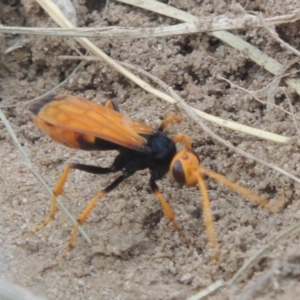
[172,160,186,184]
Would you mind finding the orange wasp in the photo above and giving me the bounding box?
[29,94,284,260]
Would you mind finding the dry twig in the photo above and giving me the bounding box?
[1,10,300,38]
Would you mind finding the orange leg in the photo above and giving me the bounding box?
[158,115,181,131]
[59,174,125,260]
[31,164,72,233]
[200,168,285,212]
[195,172,220,261]
[150,179,186,240]
[172,134,192,150]
[192,166,285,261]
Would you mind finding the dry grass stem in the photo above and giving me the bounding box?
[229,220,300,286]
[186,280,225,300]
[0,57,86,109]
[187,220,300,299]
[218,75,300,119]
[34,0,176,110]
[254,11,300,57]
[0,278,46,300]
[1,10,300,38]
[285,90,300,138]
[240,264,280,300]
[118,0,300,96]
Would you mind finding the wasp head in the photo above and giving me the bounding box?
[170,150,201,187]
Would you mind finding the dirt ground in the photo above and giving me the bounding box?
[1,0,300,299]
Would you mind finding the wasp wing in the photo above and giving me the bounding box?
[30,94,155,152]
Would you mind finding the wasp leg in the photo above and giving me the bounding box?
[31,162,123,234]
[194,172,220,261]
[71,163,113,174]
[150,178,185,239]
[200,168,285,212]
[58,174,126,261]
[172,134,192,150]
[105,99,120,112]
[158,115,181,132]
[31,164,72,233]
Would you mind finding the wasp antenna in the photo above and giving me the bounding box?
[29,94,56,115]
[196,171,220,261]
[200,168,285,212]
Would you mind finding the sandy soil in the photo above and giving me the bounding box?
[1,0,300,299]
